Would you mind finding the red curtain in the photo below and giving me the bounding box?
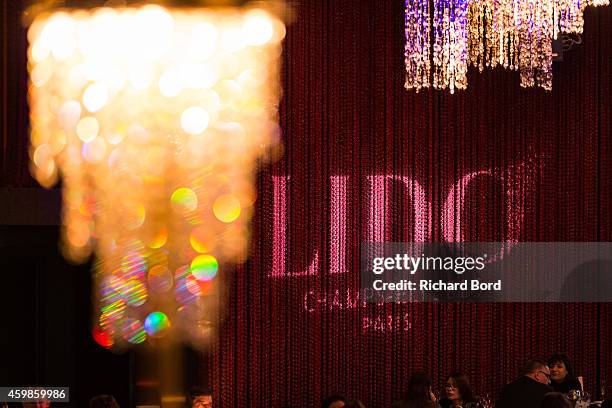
[211,1,612,407]
[1,1,611,407]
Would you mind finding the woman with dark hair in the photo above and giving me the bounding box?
[439,373,481,408]
[539,392,572,408]
[548,354,582,393]
[395,372,438,408]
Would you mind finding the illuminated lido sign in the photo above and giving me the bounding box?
[270,163,533,278]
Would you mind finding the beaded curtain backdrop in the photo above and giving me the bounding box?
[1,0,611,407]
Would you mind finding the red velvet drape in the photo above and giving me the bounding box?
[1,1,611,407]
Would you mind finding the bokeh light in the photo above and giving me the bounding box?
[146,228,168,249]
[189,225,217,253]
[191,22,218,60]
[213,194,241,223]
[122,318,146,344]
[147,264,173,293]
[123,278,148,307]
[191,254,218,282]
[171,187,198,213]
[76,116,99,142]
[121,252,147,281]
[181,106,210,135]
[92,326,114,348]
[82,82,108,112]
[28,4,285,347]
[144,311,171,337]
[186,273,202,296]
[242,10,274,46]
[99,298,126,330]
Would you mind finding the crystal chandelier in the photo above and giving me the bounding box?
[27,3,284,349]
[405,0,609,93]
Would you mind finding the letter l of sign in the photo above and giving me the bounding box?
[271,175,348,276]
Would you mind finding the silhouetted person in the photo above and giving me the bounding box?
[395,372,438,408]
[495,359,552,408]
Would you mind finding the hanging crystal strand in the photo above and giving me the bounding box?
[467,1,482,70]
[432,0,443,89]
[500,0,513,68]
[423,0,431,88]
[553,0,559,40]
[404,0,417,90]
[448,0,456,92]
[404,0,431,91]
[493,0,505,68]
[431,0,465,92]
[559,0,570,33]
[483,3,496,69]
[535,1,554,90]
[413,0,430,91]
[452,0,469,91]
[442,0,465,92]
[404,0,608,92]
[507,21,516,70]
[493,0,510,70]
[517,0,535,88]
[441,0,448,89]
[574,0,583,32]
[559,0,576,34]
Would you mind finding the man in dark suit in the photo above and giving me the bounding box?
[495,359,553,408]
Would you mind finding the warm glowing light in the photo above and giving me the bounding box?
[221,27,245,52]
[243,10,274,46]
[158,68,183,97]
[58,101,82,130]
[146,228,168,249]
[190,225,217,253]
[82,137,107,163]
[76,116,99,142]
[191,23,218,60]
[28,5,285,348]
[213,194,241,223]
[41,12,77,61]
[181,106,210,135]
[171,187,198,212]
[82,82,108,112]
[31,63,53,87]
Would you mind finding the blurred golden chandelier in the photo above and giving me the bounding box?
[27,1,285,348]
[404,0,609,93]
